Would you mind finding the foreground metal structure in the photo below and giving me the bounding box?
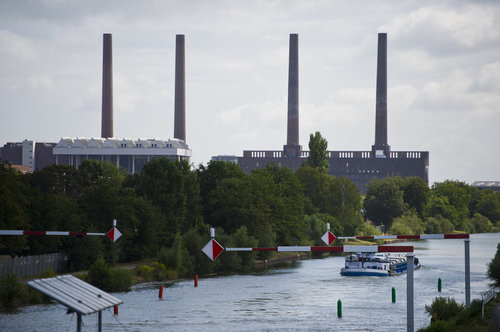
[28,275,122,332]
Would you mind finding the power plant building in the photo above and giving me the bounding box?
[1,33,191,174]
[238,33,429,193]
[52,33,191,173]
[53,137,190,174]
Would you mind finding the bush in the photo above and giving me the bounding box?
[419,299,490,331]
[158,233,193,277]
[425,216,454,234]
[390,211,425,235]
[470,213,494,233]
[488,243,500,285]
[86,258,131,292]
[358,221,381,237]
[110,267,132,292]
[424,297,465,322]
[0,273,51,311]
[0,273,23,310]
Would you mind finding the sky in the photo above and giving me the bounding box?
[1,0,499,185]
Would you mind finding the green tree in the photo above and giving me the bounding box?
[469,213,494,233]
[487,243,500,286]
[0,161,31,256]
[425,216,454,234]
[364,178,405,230]
[296,166,329,215]
[305,131,329,174]
[401,177,429,219]
[136,158,201,237]
[431,180,471,229]
[197,160,245,226]
[476,191,500,224]
[260,166,305,245]
[158,232,193,277]
[389,211,425,235]
[209,176,254,233]
[30,164,80,197]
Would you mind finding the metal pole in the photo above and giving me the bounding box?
[465,239,470,306]
[407,252,414,332]
[98,310,102,332]
[77,313,82,332]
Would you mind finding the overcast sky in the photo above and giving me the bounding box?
[1,0,499,185]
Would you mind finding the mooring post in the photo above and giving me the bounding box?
[464,239,470,306]
[407,252,414,332]
[98,310,102,332]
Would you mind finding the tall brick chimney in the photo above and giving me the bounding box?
[372,33,390,157]
[284,33,301,157]
[101,33,113,138]
[174,34,186,142]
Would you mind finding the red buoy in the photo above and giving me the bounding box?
[114,305,118,315]
[159,285,164,299]
[194,274,198,287]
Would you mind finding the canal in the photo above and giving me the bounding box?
[1,232,498,331]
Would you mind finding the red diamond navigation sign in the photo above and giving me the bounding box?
[321,231,336,246]
[202,238,224,261]
[106,227,122,243]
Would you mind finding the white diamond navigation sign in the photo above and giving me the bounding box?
[321,231,336,245]
[202,238,224,261]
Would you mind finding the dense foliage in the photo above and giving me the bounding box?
[419,297,492,332]
[488,243,500,285]
[1,151,499,279]
[363,178,500,233]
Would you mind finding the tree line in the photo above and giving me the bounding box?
[1,144,499,276]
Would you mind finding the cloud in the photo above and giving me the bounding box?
[384,4,500,54]
[0,30,39,62]
[476,60,500,92]
[27,74,53,90]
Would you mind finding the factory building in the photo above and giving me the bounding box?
[238,33,429,193]
[1,33,191,173]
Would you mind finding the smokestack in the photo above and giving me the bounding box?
[372,32,390,157]
[284,33,301,158]
[287,33,299,147]
[101,33,113,138]
[174,34,186,142]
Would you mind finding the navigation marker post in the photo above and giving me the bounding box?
[202,228,224,261]
[321,223,336,246]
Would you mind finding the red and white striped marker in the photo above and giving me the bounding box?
[224,245,413,254]
[337,233,469,240]
[321,231,336,245]
[202,238,224,261]
[0,230,105,236]
[0,222,123,243]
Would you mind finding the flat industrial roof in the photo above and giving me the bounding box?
[28,275,123,315]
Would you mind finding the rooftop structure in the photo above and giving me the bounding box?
[471,181,500,191]
[53,137,190,173]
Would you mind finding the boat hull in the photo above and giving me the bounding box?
[340,268,389,276]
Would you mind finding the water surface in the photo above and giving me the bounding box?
[1,233,498,331]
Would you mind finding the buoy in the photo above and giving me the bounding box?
[392,287,396,303]
[337,299,342,318]
[159,285,164,299]
[114,305,118,315]
[194,274,198,287]
[438,277,442,292]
